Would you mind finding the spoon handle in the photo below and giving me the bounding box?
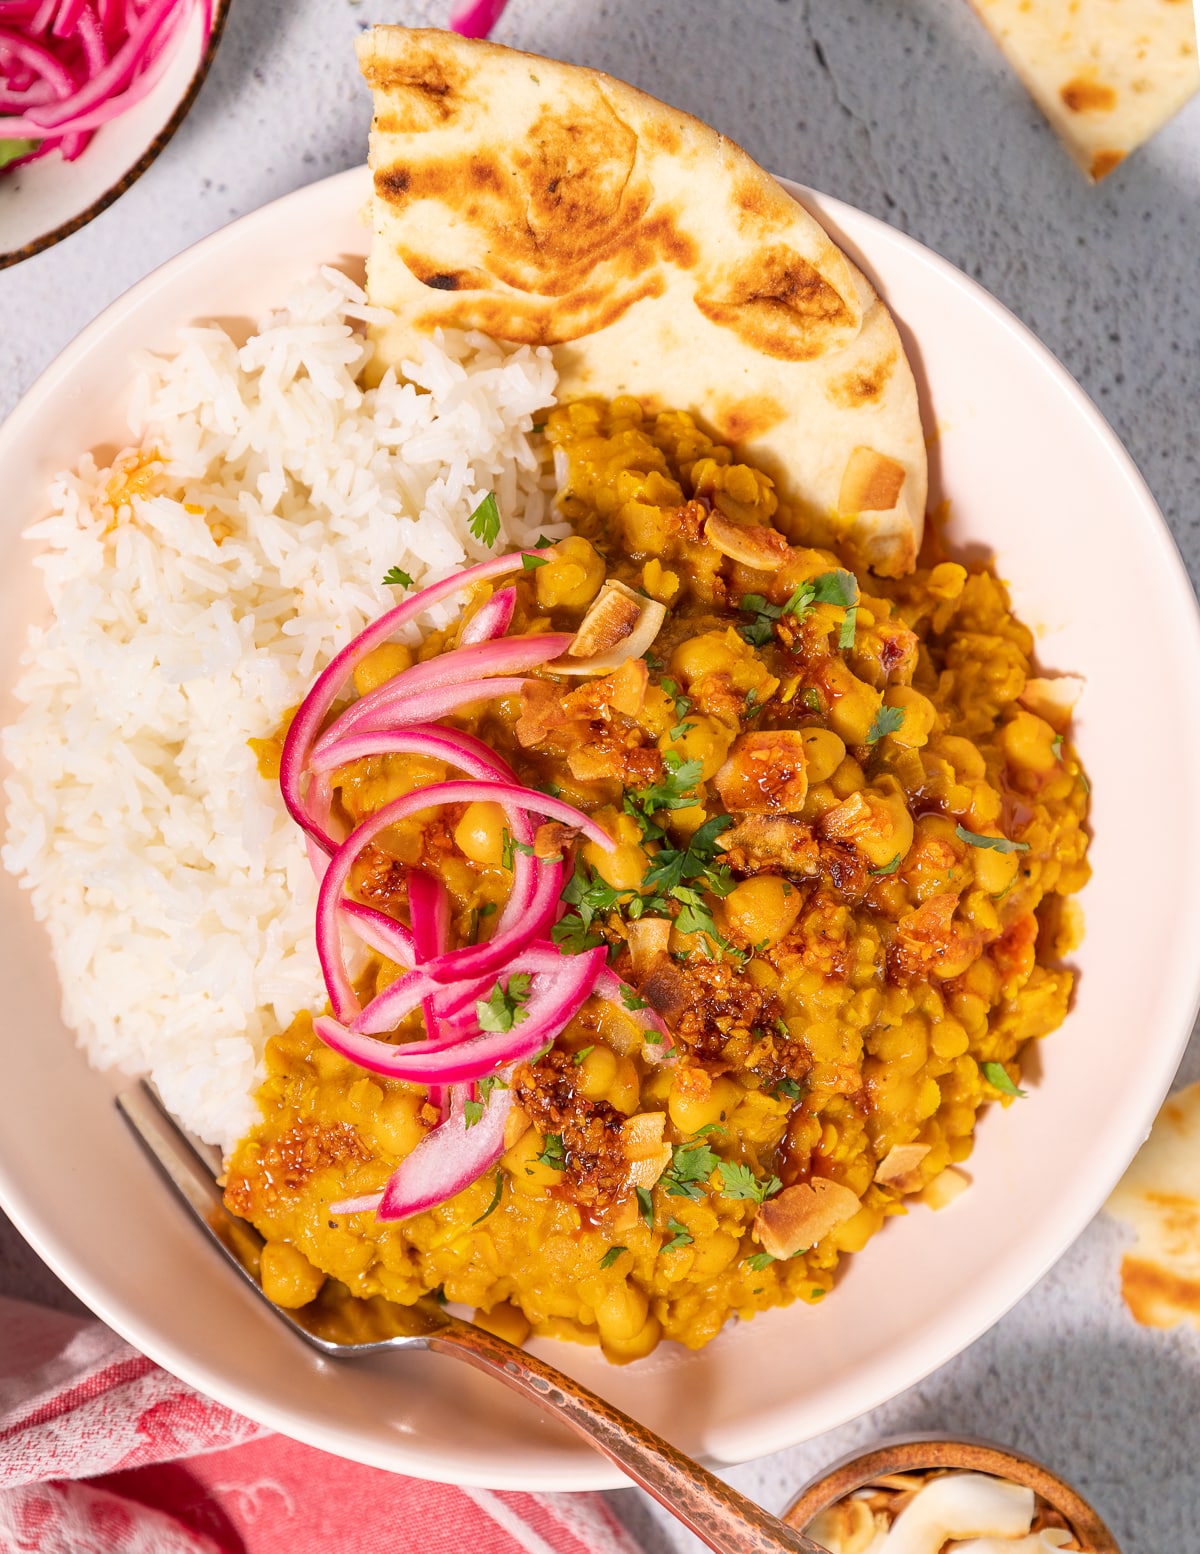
[430,1320,827,1554]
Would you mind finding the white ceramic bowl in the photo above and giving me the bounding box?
[0,0,230,269]
[1,167,1198,1490]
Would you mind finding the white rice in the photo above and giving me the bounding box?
[1,267,565,1150]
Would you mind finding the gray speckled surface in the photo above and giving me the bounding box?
[2,1,1199,1549]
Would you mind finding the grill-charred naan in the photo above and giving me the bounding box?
[357,27,927,577]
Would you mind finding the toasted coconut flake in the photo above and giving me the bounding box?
[754,1177,860,1259]
[556,581,667,675]
[715,730,809,814]
[837,445,920,576]
[622,1109,667,1160]
[874,1143,931,1191]
[1018,674,1085,733]
[805,1498,881,1554]
[704,511,789,572]
[918,1165,971,1211]
[627,917,672,977]
[839,445,907,514]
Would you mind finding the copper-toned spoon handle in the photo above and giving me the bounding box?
[429,1321,827,1554]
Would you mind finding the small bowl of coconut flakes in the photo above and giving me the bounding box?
[784,1436,1120,1554]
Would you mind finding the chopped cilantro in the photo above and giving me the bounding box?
[746,1251,775,1272]
[475,974,532,1033]
[500,828,539,869]
[599,1246,626,1270]
[871,853,903,877]
[801,687,823,715]
[743,686,762,718]
[572,1045,595,1065]
[955,824,1030,855]
[463,1100,484,1128]
[838,605,859,651]
[769,1077,803,1103]
[471,1170,504,1224]
[552,854,638,952]
[1051,734,1064,760]
[982,1061,1026,1098]
[381,566,415,589]
[717,1161,782,1203]
[636,1185,654,1230]
[468,491,501,547]
[521,552,548,570]
[479,1075,508,1103]
[866,704,905,746]
[735,593,780,647]
[662,1218,693,1252]
[531,421,547,433]
[670,719,697,741]
[537,1133,568,1170]
[620,986,650,1012]
[661,1140,721,1200]
[623,752,704,840]
[810,1288,825,1299]
[534,533,554,549]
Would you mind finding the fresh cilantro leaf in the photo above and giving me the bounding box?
[983,1060,1026,1098]
[688,1123,727,1138]
[551,914,607,953]
[479,901,498,916]
[468,491,501,547]
[811,569,858,608]
[537,1133,568,1170]
[479,1075,508,1103]
[717,1161,782,1203]
[463,1099,484,1128]
[782,580,817,618]
[659,678,692,720]
[669,719,696,741]
[866,704,905,746]
[572,1045,595,1065]
[661,1141,720,1200]
[599,1246,626,1270]
[801,688,823,715]
[746,1251,775,1272]
[1052,734,1064,760]
[810,1287,825,1299]
[1079,772,1090,795]
[736,592,781,647]
[662,1218,693,1251]
[553,854,638,950]
[534,533,554,549]
[381,566,415,589]
[623,753,703,841]
[620,986,649,1012]
[838,605,859,651]
[531,421,547,433]
[743,686,764,718]
[769,1077,803,1103]
[636,1185,654,1230]
[521,552,548,570]
[500,828,538,869]
[430,1284,448,1305]
[471,1170,504,1224]
[476,974,532,1033]
[871,853,903,876]
[955,824,1030,855]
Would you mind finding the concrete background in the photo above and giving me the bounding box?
[2,2,1198,1550]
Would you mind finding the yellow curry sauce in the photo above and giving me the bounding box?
[225,396,1090,1363]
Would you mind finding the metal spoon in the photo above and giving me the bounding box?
[117,1081,828,1554]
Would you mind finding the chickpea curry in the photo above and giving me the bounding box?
[226,395,1091,1364]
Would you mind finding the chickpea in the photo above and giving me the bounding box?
[688,1229,740,1278]
[582,809,648,891]
[927,561,968,601]
[642,558,682,604]
[933,735,987,782]
[503,1129,564,1196]
[669,629,741,687]
[823,661,883,746]
[369,1089,429,1157]
[970,841,1020,896]
[607,1056,642,1114]
[454,801,507,867]
[800,727,846,783]
[261,1241,325,1308]
[595,1279,650,1343]
[659,714,733,782]
[535,536,605,611]
[883,686,937,749]
[600,1314,662,1364]
[724,876,802,949]
[353,641,413,697]
[821,787,914,871]
[668,1069,743,1134]
[474,1301,532,1346]
[1001,709,1058,777]
[575,1043,619,1100]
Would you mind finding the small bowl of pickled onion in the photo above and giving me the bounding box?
[0,0,230,269]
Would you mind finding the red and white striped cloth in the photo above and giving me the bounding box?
[0,1295,644,1554]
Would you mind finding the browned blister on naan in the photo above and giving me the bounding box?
[356,27,928,577]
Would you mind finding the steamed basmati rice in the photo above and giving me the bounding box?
[1,267,563,1150]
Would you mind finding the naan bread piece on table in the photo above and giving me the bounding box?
[1105,1081,1200,1330]
[356,27,927,577]
[966,0,1199,181]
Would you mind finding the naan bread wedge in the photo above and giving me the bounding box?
[1105,1081,1200,1330]
[966,0,1199,181]
[356,27,927,577]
